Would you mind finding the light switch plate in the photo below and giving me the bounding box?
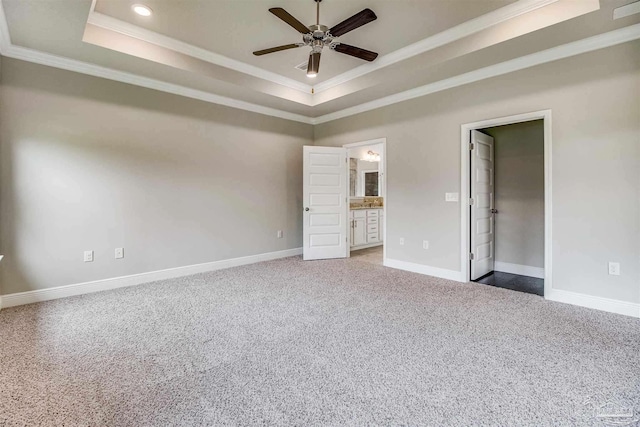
[445,193,459,202]
[115,248,124,259]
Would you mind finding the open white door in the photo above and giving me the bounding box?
[470,130,495,280]
[303,146,348,261]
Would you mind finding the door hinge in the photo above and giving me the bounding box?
[469,142,474,151]
[469,198,474,206]
[469,253,474,260]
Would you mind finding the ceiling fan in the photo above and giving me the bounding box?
[253,0,379,78]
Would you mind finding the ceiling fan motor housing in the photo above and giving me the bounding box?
[304,25,334,53]
[309,24,329,39]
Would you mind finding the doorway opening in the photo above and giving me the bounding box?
[461,111,552,297]
[344,138,387,266]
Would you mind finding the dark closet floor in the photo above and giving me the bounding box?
[474,271,544,296]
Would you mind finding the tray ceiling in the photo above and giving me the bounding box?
[1,0,639,123]
[93,0,517,83]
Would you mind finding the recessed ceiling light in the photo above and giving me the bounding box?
[132,4,152,16]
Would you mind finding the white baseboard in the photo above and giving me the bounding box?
[494,261,544,279]
[384,258,639,318]
[384,258,465,282]
[546,289,640,318]
[4,249,636,320]
[0,247,302,309]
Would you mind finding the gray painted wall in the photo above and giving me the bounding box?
[1,41,638,307]
[483,120,544,269]
[314,41,640,304]
[0,58,313,295]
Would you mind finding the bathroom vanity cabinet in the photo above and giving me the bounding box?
[350,208,383,249]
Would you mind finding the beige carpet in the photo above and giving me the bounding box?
[1,255,639,426]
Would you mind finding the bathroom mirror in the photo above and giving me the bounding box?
[349,158,381,197]
[363,171,379,196]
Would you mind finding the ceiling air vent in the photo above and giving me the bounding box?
[294,61,308,72]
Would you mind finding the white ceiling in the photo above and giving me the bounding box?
[1,0,639,123]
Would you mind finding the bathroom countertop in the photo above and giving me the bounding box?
[350,206,384,210]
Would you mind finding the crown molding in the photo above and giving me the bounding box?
[0,45,314,124]
[86,0,558,98]
[0,1,310,123]
[87,10,313,95]
[311,0,559,94]
[0,0,312,124]
[0,0,9,53]
[614,1,640,20]
[310,23,640,125]
[0,0,638,126]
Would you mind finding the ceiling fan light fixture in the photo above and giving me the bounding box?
[132,4,152,17]
[307,52,320,77]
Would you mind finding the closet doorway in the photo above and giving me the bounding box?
[461,111,552,297]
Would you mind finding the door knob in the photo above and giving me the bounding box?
[305,207,310,211]
[490,209,498,214]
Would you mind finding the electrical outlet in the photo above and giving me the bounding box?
[423,240,429,249]
[83,250,94,262]
[115,248,124,259]
[399,238,405,246]
[608,262,620,276]
[277,230,283,239]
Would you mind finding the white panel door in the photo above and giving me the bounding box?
[303,146,348,260]
[470,130,495,280]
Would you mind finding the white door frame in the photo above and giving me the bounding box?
[343,138,387,263]
[460,110,552,297]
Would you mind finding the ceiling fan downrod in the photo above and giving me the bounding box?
[316,0,321,26]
